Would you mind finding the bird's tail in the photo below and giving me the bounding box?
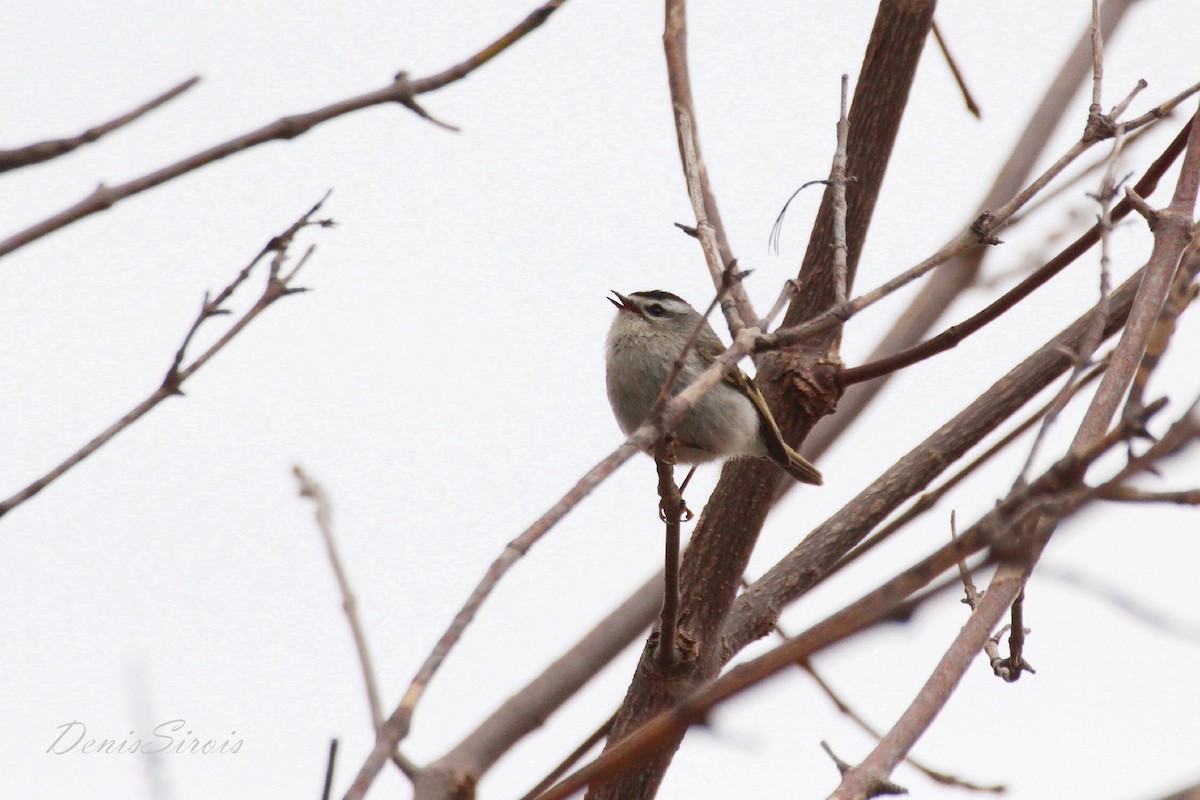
[777,444,823,485]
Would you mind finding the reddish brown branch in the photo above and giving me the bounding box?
[1072,107,1200,451]
[797,0,1143,464]
[723,257,1165,655]
[841,118,1193,385]
[931,20,981,119]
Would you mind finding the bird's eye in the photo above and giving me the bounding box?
[646,303,666,317]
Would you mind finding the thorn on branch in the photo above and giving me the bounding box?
[822,741,909,797]
[674,221,699,238]
[1122,187,1159,225]
[391,71,461,132]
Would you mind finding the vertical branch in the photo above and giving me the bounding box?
[294,467,385,734]
[663,0,757,332]
[654,444,684,672]
[1089,0,1105,115]
[798,0,1142,463]
[1072,109,1200,451]
[831,74,851,311]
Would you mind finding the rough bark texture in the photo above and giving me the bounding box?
[583,2,936,798]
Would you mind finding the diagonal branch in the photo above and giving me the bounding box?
[0,195,332,520]
[1072,106,1200,451]
[583,4,937,800]
[723,253,1171,655]
[797,0,1144,463]
[0,0,570,264]
[0,76,200,173]
[841,117,1193,385]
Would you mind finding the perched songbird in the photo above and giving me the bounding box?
[605,290,822,485]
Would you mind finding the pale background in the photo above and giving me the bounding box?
[2,2,1198,798]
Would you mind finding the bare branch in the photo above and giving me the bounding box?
[1072,108,1200,451]
[293,468,384,732]
[931,19,981,119]
[663,0,755,332]
[0,195,331,520]
[0,0,570,263]
[0,76,199,173]
[654,444,685,672]
[724,257,1169,655]
[831,74,851,311]
[840,119,1193,385]
[796,0,1145,466]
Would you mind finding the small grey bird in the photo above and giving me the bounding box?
[605,290,822,485]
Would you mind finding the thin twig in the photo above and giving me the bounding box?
[1016,115,1131,481]
[0,77,200,173]
[0,0,569,263]
[293,467,387,738]
[1125,239,1200,428]
[517,714,617,800]
[831,74,851,311]
[322,739,339,800]
[1099,486,1200,504]
[840,119,1193,386]
[931,19,981,118]
[654,442,684,672]
[1071,108,1200,452]
[0,195,332,519]
[343,325,764,800]
[663,0,756,333]
[1089,0,1105,115]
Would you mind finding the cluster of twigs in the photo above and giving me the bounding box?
[5,1,1199,799]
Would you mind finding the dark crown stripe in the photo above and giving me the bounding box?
[631,290,687,303]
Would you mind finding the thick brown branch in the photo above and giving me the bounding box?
[584,4,936,799]
[1072,107,1200,450]
[723,258,1161,655]
[797,0,1142,464]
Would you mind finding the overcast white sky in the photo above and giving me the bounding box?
[2,2,1199,799]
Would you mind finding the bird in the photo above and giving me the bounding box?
[605,289,822,485]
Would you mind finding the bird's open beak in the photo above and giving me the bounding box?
[608,290,638,315]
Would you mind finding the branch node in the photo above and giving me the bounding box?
[969,212,1004,245]
[1083,110,1119,144]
